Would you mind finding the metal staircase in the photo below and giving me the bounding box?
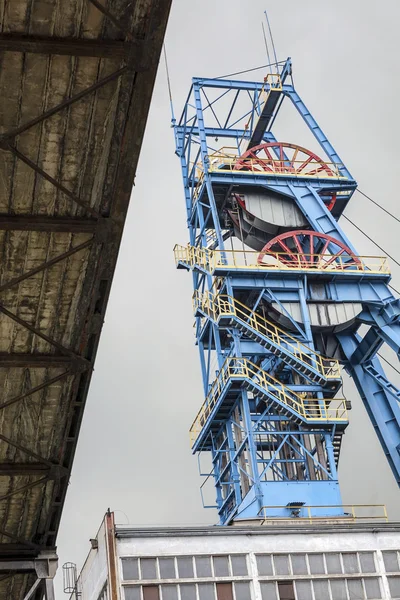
[194,291,341,387]
[325,431,345,474]
[190,357,348,447]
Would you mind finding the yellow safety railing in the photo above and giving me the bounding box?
[193,170,205,201]
[206,154,345,179]
[174,244,390,275]
[189,357,348,446]
[258,504,388,524]
[193,290,340,381]
[265,72,283,90]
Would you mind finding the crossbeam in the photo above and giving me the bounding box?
[6,145,102,219]
[0,371,71,411]
[0,463,63,476]
[0,34,142,59]
[0,215,98,233]
[0,303,90,365]
[0,548,57,566]
[0,66,127,143]
[0,354,84,368]
[0,239,92,294]
[88,0,135,41]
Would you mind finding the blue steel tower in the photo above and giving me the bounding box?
[173,59,400,525]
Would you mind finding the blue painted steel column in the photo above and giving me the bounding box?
[225,417,243,516]
[285,88,352,180]
[339,333,400,485]
[288,184,358,254]
[240,390,263,513]
[193,82,225,250]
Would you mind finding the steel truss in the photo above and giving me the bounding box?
[0,0,171,593]
[174,58,400,524]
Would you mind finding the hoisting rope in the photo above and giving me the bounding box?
[163,43,175,121]
[356,188,400,225]
[342,189,400,295]
[342,214,400,271]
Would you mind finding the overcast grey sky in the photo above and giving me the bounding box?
[55,0,400,594]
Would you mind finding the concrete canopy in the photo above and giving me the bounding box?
[0,1,171,597]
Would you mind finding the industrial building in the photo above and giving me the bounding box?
[73,512,400,600]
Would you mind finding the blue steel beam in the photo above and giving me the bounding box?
[247,59,292,147]
[286,89,353,180]
[364,362,400,403]
[203,173,356,191]
[288,184,358,253]
[339,333,400,485]
[175,127,279,140]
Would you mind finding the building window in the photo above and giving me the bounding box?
[257,577,382,600]
[230,555,247,576]
[326,553,342,575]
[233,582,251,600]
[308,553,325,575]
[180,584,197,600]
[161,585,178,600]
[388,576,400,598]
[216,583,232,600]
[121,554,249,582]
[343,554,360,575]
[159,558,175,579]
[313,580,330,597]
[213,556,230,577]
[364,578,381,599]
[198,583,215,600]
[277,581,295,600]
[359,553,376,574]
[383,551,400,572]
[291,554,307,575]
[178,557,194,578]
[124,587,141,600]
[274,556,290,576]
[195,557,213,578]
[260,582,277,600]
[329,579,347,600]
[122,558,139,580]
[143,587,159,600]
[294,580,312,600]
[256,555,273,576]
[255,551,378,579]
[141,560,157,580]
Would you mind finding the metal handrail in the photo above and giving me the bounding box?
[193,290,340,380]
[191,158,345,201]
[189,357,348,446]
[206,154,346,178]
[258,504,388,524]
[173,244,390,275]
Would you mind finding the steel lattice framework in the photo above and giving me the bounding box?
[0,1,171,598]
[174,58,400,525]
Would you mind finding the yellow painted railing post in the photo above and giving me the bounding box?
[174,244,389,276]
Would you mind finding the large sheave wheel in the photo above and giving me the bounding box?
[258,230,361,269]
